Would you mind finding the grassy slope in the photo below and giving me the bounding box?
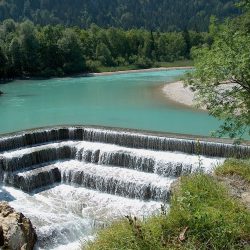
[215,159,250,183]
[85,167,250,250]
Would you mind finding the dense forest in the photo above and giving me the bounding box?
[0,19,211,78]
[0,0,240,31]
[0,0,243,79]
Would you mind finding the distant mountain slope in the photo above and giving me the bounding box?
[0,0,240,31]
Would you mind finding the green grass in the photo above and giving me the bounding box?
[215,159,250,183]
[85,174,250,250]
[155,60,194,68]
[94,60,194,73]
[95,64,141,73]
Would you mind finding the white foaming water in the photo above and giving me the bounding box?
[0,141,75,158]
[2,184,162,250]
[0,140,223,169]
[59,160,174,201]
[0,134,227,249]
[59,160,174,188]
[73,140,225,174]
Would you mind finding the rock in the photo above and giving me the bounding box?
[0,225,4,246]
[215,175,250,210]
[169,179,181,196]
[0,202,37,250]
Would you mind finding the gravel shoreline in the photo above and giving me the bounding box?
[162,80,206,111]
[91,66,193,76]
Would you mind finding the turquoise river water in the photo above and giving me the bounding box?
[0,69,221,136]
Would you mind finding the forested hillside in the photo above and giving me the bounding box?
[0,0,239,31]
[0,19,210,78]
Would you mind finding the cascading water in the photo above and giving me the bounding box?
[0,126,249,249]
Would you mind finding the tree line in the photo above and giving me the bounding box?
[0,0,240,32]
[0,19,211,78]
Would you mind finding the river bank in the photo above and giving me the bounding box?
[0,66,193,83]
[91,66,193,76]
[162,80,206,111]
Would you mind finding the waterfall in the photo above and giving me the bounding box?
[0,126,249,158]
[6,165,61,192]
[7,184,162,250]
[60,161,172,201]
[74,141,223,176]
[81,127,250,158]
[0,126,249,250]
[0,127,243,196]
[0,140,225,195]
[0,145,73,172]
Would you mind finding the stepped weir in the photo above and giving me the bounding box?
[0,126,249,249]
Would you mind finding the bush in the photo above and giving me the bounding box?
[114,56,127,66]
[135,56,153,69]
[86,60,102,72]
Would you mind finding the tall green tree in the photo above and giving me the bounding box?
[182,29,191,59]
[186,4,250,138]
[38,25,63,75]
[2,19,16,33]
[96,42,113,66]
[0,45,7,78]
[8,37,23,76]
[143,32,155,60]
[0,19,204,77]
[57,29,85,74]
[19,20,40,74]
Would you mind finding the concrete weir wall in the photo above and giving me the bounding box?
[0,126,249,249]
[0,126,249,158]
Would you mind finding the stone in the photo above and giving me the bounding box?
[0,202,37,250]
[0,225,4,246]
[169,179,181,196]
